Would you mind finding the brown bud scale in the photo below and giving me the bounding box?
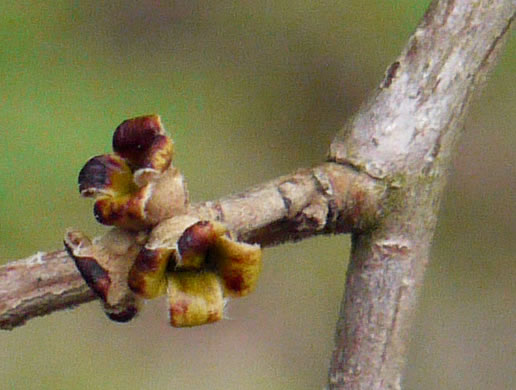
[63,247,111,302]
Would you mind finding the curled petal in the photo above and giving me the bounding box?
[78,154,149,230]
[79,155,136,198]
[128,215,201,298]
[167,272,224,327]
[211,236,262,297]
[137,215,263,325]
[92,190,149,231]
[78,115,186,230]
[177,221,226,269]
[113,115,173,174]
[128,247,171,299]
[87,164,187,231]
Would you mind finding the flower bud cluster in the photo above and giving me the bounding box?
[65,115,262,327]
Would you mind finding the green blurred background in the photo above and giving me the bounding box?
[1,1,514,389]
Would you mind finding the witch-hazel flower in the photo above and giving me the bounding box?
[66,115,263,327]
[78,115,188,230]
[129,215,262,327]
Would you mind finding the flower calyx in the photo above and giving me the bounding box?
[78,115,188,231]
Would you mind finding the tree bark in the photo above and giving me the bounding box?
[0,0,513,389]
[328,1,514,389]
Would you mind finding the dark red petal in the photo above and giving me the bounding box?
[112,115,167,167]
[78,154,129,196]
[177,221,218,260]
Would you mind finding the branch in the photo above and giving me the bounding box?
[0,163,384,330]
[0,1,513,389]
[328,0,514,389]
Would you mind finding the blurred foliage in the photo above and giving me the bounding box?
[0,1,513,389]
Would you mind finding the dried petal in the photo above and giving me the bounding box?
[167,272,224,327]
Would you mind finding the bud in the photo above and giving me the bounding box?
[78,115,188,230]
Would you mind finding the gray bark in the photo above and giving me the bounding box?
[328,1,514,388]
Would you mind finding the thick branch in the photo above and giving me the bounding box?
[328,1,514,389]
[0,163,384,330]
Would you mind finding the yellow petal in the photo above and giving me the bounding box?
[167,272,224,327]
[211,236,262,297]
[128,247,171,299]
